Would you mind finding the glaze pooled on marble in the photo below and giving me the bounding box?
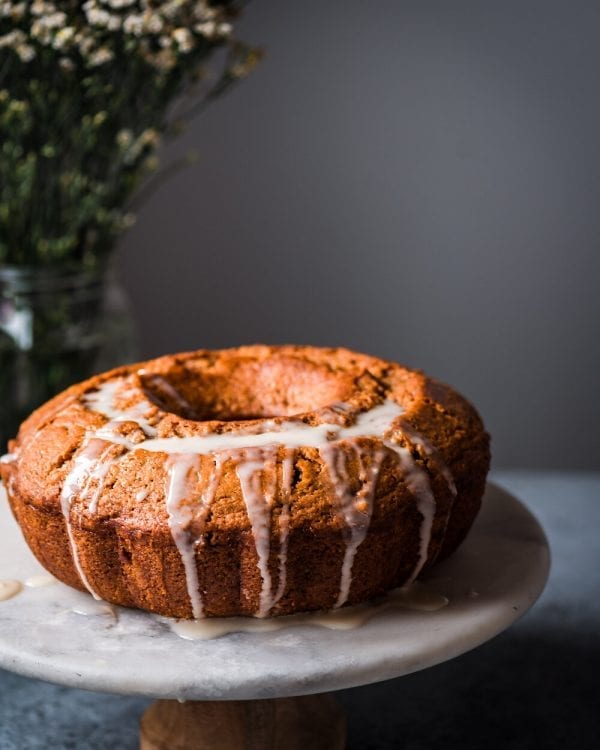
[0,580,22,602]
[165,582,449,641]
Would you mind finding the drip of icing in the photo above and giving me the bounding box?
[399,421,457,495]
[320,445,386,608]
[165,455,203,619]
[83,378,158,437]
[163,582,449,640]
[395,423,458,569]
[273,451,294,607]
[0,453,15,464]
[168,615,282,640]
[71,599,116,617]
[135,489,149,502]
[383,440,437,584]
[59,438,109,600]
[164,453,225,619]
[232,447,295,618]
[236,448,279,618]
[25,574,57,588]
[0,579,22,601]
[84,443,121,515]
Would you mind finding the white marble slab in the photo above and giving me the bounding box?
[0,482,549,700]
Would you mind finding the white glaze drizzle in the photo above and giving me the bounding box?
[274,451,294,607]
[382,439,437,584]
[321,444,386,608]
[71,598,116,617]
[398,421,457,496]
[0,579,22,601]
[165,454,203,619]
[83,378,157,437]
[164,453,225,619]
[395,423,458,568]
[51,378,456,617]
[236,448,279,617]
[84,443,120,515]
[59,438,109,600]
[129,399,406,455]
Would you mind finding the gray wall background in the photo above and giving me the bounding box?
[120,0,600,470]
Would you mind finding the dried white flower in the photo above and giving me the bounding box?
[161,0,188,21]
[172,27,194,53]
[107,14,122,31]
[123,14,144,36]
[30,20,52,44]
[88,47,114,66]
[120,128,161,164]
[16,44,36,62]
[92,111,108,127]
[149,47,176,71]
[52,26,76,50]
[195,21,216,38]
[193,1,217,21]
[40,11,66,29]
[0,2,26,20]
[144,12,164,34]
[217,23,232,37]
[116,129,134,149]
[195,21,231,39]
[0,29,26,48]
[85,8,112,27]
[139,128,160,148]
[31,1,57,16]
[103,0,136,8]
[76,32,95,56]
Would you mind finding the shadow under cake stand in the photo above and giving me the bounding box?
[0,482,549,749]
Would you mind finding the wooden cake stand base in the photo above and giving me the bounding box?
[140,694,345,750]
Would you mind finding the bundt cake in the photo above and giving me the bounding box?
[0,345,490,619]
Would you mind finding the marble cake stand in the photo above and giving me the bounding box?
[0,483,549,749]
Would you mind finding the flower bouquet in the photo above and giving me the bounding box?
[0,0,259,448]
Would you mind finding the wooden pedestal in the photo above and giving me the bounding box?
[140,694,346,750]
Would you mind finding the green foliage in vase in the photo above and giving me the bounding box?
[0,0,260,269]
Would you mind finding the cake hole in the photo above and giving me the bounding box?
[139,356,354,422]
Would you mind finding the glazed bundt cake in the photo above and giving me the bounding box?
[0,345,490,618]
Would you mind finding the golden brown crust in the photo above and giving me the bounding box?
[1,345,490,618]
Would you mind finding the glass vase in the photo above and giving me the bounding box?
[0,263,138,450]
